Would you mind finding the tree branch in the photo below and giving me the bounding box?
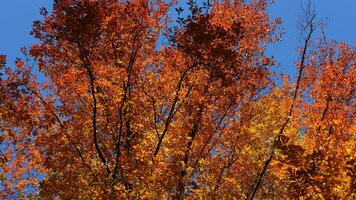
[153,64,195,157]
[245,7,315,200]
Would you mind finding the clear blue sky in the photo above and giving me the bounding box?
[1,0,355,77]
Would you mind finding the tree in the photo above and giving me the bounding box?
[0,0,354,199]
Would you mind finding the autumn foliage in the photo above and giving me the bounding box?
[0,0,355,199]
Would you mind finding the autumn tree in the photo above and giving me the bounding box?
[0,0,354,199]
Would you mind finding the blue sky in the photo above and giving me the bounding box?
[267,0,356,76]
[0,0,355,77]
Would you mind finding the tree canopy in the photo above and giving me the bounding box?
[0,0,355,199]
